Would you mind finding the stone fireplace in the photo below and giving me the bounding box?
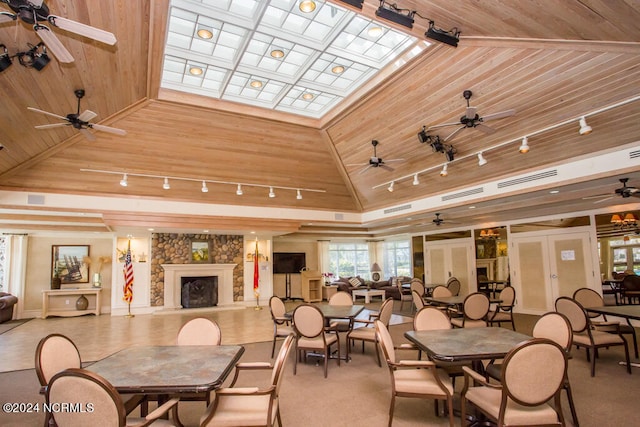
[162,264,236,310]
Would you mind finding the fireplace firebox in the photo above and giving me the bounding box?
[181,276,218,308]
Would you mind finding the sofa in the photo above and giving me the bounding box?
[332,276,412,300]
[0,292,18,323]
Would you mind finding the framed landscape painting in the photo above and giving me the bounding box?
[190,240,211,263]
[52,245,90,284]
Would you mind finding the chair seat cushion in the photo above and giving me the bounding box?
[465,386,559,425]
[574,330,624,346]
[348,326,376,341]
[201,393,276,427]
[276,325,294,337]
[488,311,512,321]
[394,367,453,396]
[450,318,487,328]
[297,333,338,349]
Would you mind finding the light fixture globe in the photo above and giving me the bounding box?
[299,1,316,13]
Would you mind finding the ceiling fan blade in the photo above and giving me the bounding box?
[582,194,611,200]
[0,12,17,23]
[427,121,462,130]
[358,165,373,175]
[91,123,127,136]
[475,123,496,134]
[79,128,96,141]
[27,107,69,121]
[48,15,117,45]
[379,164,394,172]
[465,107,477,119]
[593,196,614,204]
[34,24,74,63]
[443,126,465,142]
[481,109,516,122]
[35,123,70,130]
[78,110,98,122]
[384,158,405,163]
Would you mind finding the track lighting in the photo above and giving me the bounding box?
[445,145,456,162]
[440,164,448,177]
[412,174,419,186]
[425,21,460,47]
[236,184,243,196]
[519,136,530,153]
[388,181,394,192]
[296,189,303,200]
[376,1,415,29]
[201,181,208,193]
[119,174,128,187]
[163,177,170,190]
[579,116,592,135]
[0,44,10,72]
[17,43,50,71]
[477,152,487,166]
[269,187,276,198]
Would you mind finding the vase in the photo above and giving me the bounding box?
[76,295,89,311]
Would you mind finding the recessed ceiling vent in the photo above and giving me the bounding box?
[384,204,412,215]
[441,187,483,201]
[27,194,45,205]
[334,213,344,220]
[497,170,558,189]
[629,150,640,159]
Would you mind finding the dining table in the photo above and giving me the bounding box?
[585,304,640,368]
[602,279,624,305]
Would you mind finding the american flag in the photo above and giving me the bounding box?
[123,240,134,303]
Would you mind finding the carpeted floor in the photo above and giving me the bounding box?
[1,316,638,427]
[0,319,30,335]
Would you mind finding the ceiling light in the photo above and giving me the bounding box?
[387,181,394,192]
[296,189,303,200]
[269,187,276,198]
[270,49,285,58]
[579,116,592,135]
[376,4,415,29]
[236,184,243,196]
[119,174,128,187]
[477,152,487,166]
[519,136,530,153]
[17,42,50,71]
[549,190,560,194]
[338,0,363,9]
[367,26,383,37]
[196,28,213,39]
[331,65,344,74]
[417,127,432,144]
[201,181,208,193]
[302,93,314,100]
[162,177,170,190]
[0,44,11,72]
[440,164,448,177]
[189,66,203,75]
[299,1,316,13]
[412,174,419,185]
[425,21,460,47]
[445,145,456,162]
[250,80,263,88]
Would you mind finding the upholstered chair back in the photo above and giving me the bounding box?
[414,307,452,331]
[533,312,573,353]
[431,285,452,298]
[35,334,81,387]
[177,318,222,346]
[329,291,353,306]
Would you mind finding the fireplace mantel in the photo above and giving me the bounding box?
[162,263,237,310]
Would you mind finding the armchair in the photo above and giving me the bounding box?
[0,292,17,323]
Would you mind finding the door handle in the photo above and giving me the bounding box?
[551,274,558,279]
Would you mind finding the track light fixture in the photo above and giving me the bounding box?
[412,174,419,185]
[296,189,303,200]
[201,181,208,193]
[477,152,487,166]
[119,174,128,187]
[519,136,530,153]
[162,177,170,190]
[445,145,457,162]
[269,187,276,198]
[440,164,448,177]
[17,42,50,71]
[579,116,592,135]
[337,0,363,9]
[376,1,415,29]
[425,21,460,47]
[236,184,243,196]
[388,181,394,192]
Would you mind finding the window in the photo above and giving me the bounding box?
[328,243,370,279]
[383,240,410,278]
[611,244,640,275]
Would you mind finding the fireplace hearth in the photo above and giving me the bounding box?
[181,276,218,308]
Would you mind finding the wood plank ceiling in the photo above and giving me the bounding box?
[0,0,639,236]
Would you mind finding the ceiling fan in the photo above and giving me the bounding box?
[428,213,459,227]
[347,140,404,174]
[583,178,640,204]
[28,89,126,141]
[0,0,116,63]
[427,90,516,142]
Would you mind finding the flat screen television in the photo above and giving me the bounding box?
[272,252,306,274]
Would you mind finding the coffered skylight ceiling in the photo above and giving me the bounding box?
[161,0,424,118]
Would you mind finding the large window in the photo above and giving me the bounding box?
[611,244,640,274]
[328,243,370,279]
[383,240,411,278]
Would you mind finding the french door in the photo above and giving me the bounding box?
[424,238,474,295]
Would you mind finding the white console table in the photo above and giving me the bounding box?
[42,288,102,319]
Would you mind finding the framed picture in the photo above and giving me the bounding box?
[190,240,211,263]
[52,245,90,284]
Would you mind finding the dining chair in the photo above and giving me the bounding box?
[573,287,638,358]
[411,289,425,314]
[428,285,452,311]
[621,274,640,304]
[327,291,355,334]
[268,296,294,358]
[446,277,460,296]
[375,320,455,427]
[292,304,340,378]
[461,338,568,427]
[346,297,393,366]
[396,279,413,311]
[485,312,580,426]
[199,334,295,427]
[449,292,490,328]
[410,306,452,359]
[555,296,631,377]
[47,368,178,427]
[35,333,145,426]
[410,279,425,298]
[176,317,222,346]
[487,285,516,330]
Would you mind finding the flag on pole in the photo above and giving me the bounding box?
[253,240,259,296]
[123,240,134,304]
